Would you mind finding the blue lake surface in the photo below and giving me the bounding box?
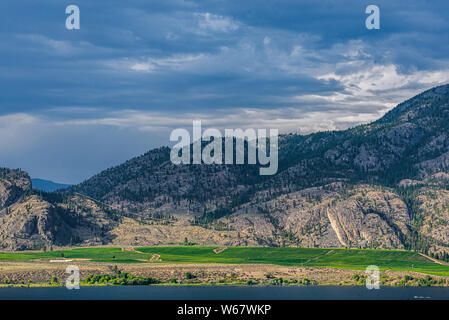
[0,285,448,300]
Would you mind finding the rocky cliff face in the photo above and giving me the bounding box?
[199,183,411,249]
[0,169,119,250]
[2,85,449,258]
[0,169,31,209]
[0,195,65,250]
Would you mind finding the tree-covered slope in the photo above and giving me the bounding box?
[2,84,449,254]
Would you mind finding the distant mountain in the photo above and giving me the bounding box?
[1,84,449,262]
[31,178,71,192]
[66,84,449,256]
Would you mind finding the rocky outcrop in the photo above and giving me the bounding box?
[0,170,118,250]
[218,184,411,249]
[0,169,31,209]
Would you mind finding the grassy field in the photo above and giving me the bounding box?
[0,248,145,263]
[0,246,448,275]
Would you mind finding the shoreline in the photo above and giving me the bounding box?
[1,247,448,288]
[0,260,448,288]
[2,282,449,289]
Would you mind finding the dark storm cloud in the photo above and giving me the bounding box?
[0,0,448,182]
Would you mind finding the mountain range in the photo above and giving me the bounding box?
[31,179,71,193]
[1,84,449,262]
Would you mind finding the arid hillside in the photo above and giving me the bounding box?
[1,85,449,262]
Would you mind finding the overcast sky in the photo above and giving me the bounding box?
[1,0,448,183]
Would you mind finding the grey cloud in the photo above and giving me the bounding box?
[0,0,448,182]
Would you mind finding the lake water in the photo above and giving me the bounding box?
[0,285,448,300]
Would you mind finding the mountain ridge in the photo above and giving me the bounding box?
[31,178,71,192]
[1,84,449,262]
